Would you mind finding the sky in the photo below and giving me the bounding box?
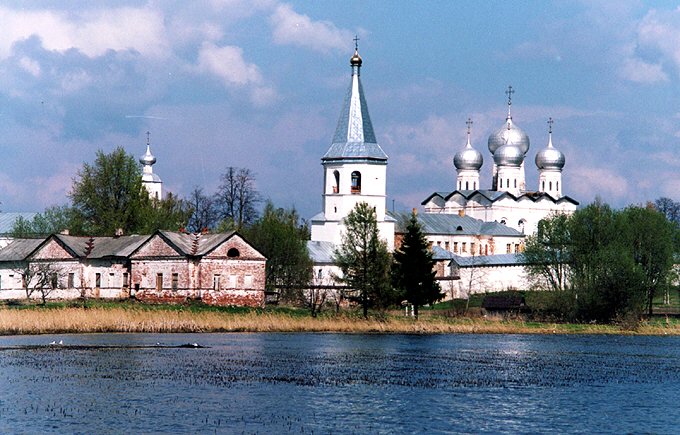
[1,0,680,219]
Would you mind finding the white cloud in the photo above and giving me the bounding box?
[0,6,169,59]
[620,57,668,83]
[269,3,352,53]
[18,56,41,77]
[569,166,629,200]
[197,42,263,86]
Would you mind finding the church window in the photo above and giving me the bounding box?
[428,241,433,249]
[506,244,511,253]
[465,181,469,190]
[506,179,510,189]
[50,273,58,289]
[227,248,240,258]
[462,242,467,253]
[485,245,488,255]
[456,225,463,231]
[458,181,461,190]
[68,273,75,288]
[479,244,483,255]
[500,218,507,225]
[156,273,162,291]
[213,274,221,290]
[556,181,559,191]
[473,182,476,190]
[437,241,441,246]
[95,273,101,289]
[499,179,503,188]
[453,242,458,253]
[334,206,337,213]
[317,269,323,279]
[514,179,517,188]
[471,242,475,254]
[333,171,340,194]
[542,181,545,191]
[172,273,179,291]
[515,244,520,253]
[549,181,553,191]
[351,171,361,194]
[445,241,450,251]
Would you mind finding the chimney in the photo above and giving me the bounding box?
[114,228,124,237]
[60,229,69,235]
[458,209,465,217]
[412,208,418,215]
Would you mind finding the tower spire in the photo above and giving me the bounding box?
[466,117,473,147]
[547,117,554,147]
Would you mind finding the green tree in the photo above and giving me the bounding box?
[333,202,392,318]
[392,211,443,318]
[620,205,675,317]
[523,213,571,292]
[69,147,152,235]
[11,205,80,237]
[139,193,193,234]
[245,201,313,305]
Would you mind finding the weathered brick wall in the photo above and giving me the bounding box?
[31,239,73,260]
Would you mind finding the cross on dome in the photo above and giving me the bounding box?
[547,117,554,134]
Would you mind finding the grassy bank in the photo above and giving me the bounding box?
[1,301,679,335]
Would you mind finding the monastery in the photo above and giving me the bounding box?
[308,47,578,297]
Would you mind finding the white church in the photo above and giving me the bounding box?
[308,47,579,296]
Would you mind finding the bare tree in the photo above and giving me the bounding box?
[215,167,261,231]
[187,186,218,233]
[16,262,62,305]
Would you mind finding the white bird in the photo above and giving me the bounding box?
[58,340,63,345]
[49,341,56,345]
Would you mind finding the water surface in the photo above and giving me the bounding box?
[1,333,678,433]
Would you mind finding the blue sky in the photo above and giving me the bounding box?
[1,1,680,218]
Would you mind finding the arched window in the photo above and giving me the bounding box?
[465,181,469,190]
[473,181,476,190]
[549,181,553,191]
[227,248,240,258]
[542,181,545,191]
[514,179,517,188]
[458,181,461,190]
[333,170,340,194]
[499,179,503,188]
[317,269,323,279]
[556,181,559,191]
[351,171,361,194]
[456,225,463,231]
[518,219,526,234]
[506,179,510,189]
[500,218,507,225]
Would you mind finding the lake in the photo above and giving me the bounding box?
[1,333,679,434]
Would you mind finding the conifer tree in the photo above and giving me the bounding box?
[392,211,443,318]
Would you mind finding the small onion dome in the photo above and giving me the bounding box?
[488,117,530,156]
[140,145,156,166]
[454,138,483,171]
[535,135,565,170]
[494,143,523,167]
[350,49,362,67]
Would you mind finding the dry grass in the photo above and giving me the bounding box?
[1,307,679,335]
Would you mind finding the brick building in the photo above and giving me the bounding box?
[0,231,266,307]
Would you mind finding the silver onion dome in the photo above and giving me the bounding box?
[535,125,565,170]
[494,143,523,167]
[454,124,483,171]
[488,117,530,155]
[140,144,156,166]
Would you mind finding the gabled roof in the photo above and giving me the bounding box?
[157,230,236,257]
[422,189,579,206]
[50,234,151,258]
[0,238,44,261]
[390,211,523,237]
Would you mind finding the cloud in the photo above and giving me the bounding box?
[569,166,629,201]
[269,3,353,53]
[0,6,169,59]
[197,42,263,86]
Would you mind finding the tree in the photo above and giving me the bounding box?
[620,205,675,317]
[69,147,152,236]
[186,186,218,233]
[523,213,571,292]
[392,211,443,318]
[16,262,61,305]
[333,202,392,318]
[244,201,313,305]
[139,193,193,234]
[215,167,261,231]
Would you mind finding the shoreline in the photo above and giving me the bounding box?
[1,307,679,336]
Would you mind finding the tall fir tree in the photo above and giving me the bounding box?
[392,211,443,318]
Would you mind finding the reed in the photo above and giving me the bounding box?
[0,307,679,335]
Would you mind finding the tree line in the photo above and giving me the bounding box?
[524,198,678,323]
